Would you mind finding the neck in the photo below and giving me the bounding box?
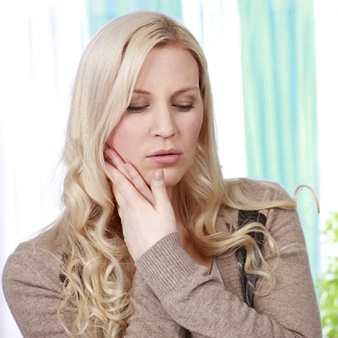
[175,218,213,271]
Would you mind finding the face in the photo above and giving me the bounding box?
[107,46,204,191]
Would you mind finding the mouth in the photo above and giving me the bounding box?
[148,148,182,156]
[146,149,182,165]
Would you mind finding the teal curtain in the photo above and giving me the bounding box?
[86,0,182,37]
[237,0,319,277]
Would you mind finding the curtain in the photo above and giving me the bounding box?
[181,0,247,179]
[237,0,319,277]
[86,0,182,37]
[0,1,88,337]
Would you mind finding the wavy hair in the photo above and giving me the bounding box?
[57,11,296,337]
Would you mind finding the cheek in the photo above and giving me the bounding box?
[107,128,121,150]
[107,125,132,158]
[107,123,146,167]
[189,113,204,144]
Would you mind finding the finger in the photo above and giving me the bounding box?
[150,170,171,210]
[105,162,128,206]
[104,148,131,179]
[105,148,155,204]
[124,163,155,204]
[105,161,147,208]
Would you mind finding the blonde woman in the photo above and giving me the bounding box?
[3,11,321,337]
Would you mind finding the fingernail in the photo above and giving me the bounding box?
[154,170,163,180]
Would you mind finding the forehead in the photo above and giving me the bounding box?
[134,46,199,88]
[144,45,197,67]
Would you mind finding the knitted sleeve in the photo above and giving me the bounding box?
[2,242,73,338]
[135,180,322,338]
[126,269,187,337]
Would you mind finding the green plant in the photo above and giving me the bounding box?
[317,212,338,338]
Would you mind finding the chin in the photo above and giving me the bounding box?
[162,169,185,188]
[164,179,181,189]
[142,167,187,189]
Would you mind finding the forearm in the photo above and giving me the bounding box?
[126,270,186,337]
[136,232,321,338]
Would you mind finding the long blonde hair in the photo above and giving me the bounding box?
[57,11,296,337]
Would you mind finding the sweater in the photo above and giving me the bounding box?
[2,179,322,337]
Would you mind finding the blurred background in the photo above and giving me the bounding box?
[0,0,337,336]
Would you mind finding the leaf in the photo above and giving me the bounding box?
[317,212,338,336]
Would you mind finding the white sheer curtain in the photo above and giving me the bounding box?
[181,0,247,179]
[183,0,338,275]
[0,1,88,336]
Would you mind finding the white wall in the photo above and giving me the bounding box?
[314,0,338,270]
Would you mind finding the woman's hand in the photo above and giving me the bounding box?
[104,148,177,261]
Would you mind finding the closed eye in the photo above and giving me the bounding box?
[127,105,149,113]
[173,104,194,112]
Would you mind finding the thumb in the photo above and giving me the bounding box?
[150,170,171,209]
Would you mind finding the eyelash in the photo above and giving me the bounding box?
[127,105,149,113]
[174,104,194,112]
[127,104,194,113]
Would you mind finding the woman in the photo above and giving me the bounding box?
[2,11,321,337]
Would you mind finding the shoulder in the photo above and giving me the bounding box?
[219,178,296,235]
[3,224,65,271]
[223,177,293,203]
[224,179,306,245]
[2,224,72,336]
[2,224,66,307]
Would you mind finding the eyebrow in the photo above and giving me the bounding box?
[132,86,200,95]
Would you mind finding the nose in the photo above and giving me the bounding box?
[151,105,177,138]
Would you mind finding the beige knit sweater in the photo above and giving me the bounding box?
[2,179,322,337]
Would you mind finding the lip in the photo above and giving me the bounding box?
[146,148,182,165]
